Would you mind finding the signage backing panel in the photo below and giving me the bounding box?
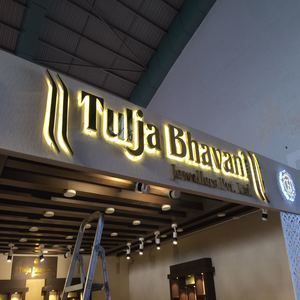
[0,50,299,214]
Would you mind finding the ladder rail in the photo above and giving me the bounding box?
[82,213,105,300]
[61,211,111,300]
[99,246,111,300]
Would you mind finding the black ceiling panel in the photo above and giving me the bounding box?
[0,0,185,99]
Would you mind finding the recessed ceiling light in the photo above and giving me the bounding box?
[110,232,118,237]
[132,220,141,226]
[105,207,115,215]
[161,204,171,212]
[19,238,28,243]
[177,228,184,233]
[64,189,77,198]
[29,226,39,232]
[145,239,152,244]
[217,213,226,218]
[80,248,85,252]
[84,223,92,229]
[43,211,55,218]
[65,235,73,240]
[161,234,167,238]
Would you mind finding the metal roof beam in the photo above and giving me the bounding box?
[66,0,156,52]
[45,16,145,70]
[38,38,137,86]
[0,20,20,32]
[15,0,51,60]
[130,0,216,107]
[160,0,180,12]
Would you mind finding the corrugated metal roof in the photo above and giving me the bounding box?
[0,0,25,28]
[0,24,18,51]
[0,0,185,99]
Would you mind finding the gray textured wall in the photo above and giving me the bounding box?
[149,0,300,169]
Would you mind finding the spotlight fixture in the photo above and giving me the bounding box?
[169,190,181,199]
[110,232,118,237]
[132,220,141,226]
[161,204,171,212]
[177,228,184,233]
[172,223,178,245]
[7,253,12,263]
[39,253,45,263]
[29,226,39,232]
[139,238,144,256]
[126,243,131,260]
[65,235,73,240]
[161,234,167,239]
[19,238,28,243]
[38,244,46,262]
[261,208,268,221]
[43,211,55,218]
[7,244,14,263]
[217,212,226,218]
[105,207,115,215]
[145,239,152,244]
[135,182,150,194]
[64,189,76,198]
[64,245,72,258]
[154,231,160,250]
[84,223,92,230]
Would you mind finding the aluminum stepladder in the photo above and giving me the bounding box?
[61,211,111,300]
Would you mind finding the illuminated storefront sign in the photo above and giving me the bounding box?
[43,71,268,203]
[278,170,296,202]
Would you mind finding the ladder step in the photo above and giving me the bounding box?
[64,283,104,293]
[64,283,84,293]
[92,283,104,291]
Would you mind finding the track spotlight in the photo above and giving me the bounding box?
[7,252,12,263]
[64,245,72,259]
[154,231,160,250]
[172,223,178,245]
[64,252,70,258]
[135,182,150,194]
[126,243,131,260]
[169,190,181,199]
[39,253,45,263]
[261,208,268,221]
[139,238,144,256]
[7,243,14,263]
